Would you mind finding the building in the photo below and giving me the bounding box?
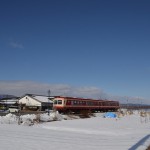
[0,98,18,106]
[18,94,53,111]
[0,97,19,111]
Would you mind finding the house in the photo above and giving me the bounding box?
[18,94,54,111]
[0,97,19,111]
[0,98,19,105]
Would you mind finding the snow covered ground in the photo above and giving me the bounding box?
[0,111,150,150]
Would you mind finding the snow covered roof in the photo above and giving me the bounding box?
[20,94,54,103]
[0,98,18,105]
[33,95,53,103]
[0,101,17,105]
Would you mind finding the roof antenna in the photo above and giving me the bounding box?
[48,90,51,97]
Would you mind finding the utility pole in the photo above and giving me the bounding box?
[18,101,21,125]
[126,96,129,110]
[138,97,140,110]
[47,90,51,115]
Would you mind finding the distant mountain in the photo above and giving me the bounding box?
[0,94,18,100]
[120,103,150,107]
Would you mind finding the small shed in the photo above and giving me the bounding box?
[18,94,53,111]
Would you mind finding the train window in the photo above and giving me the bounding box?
[71,100,74,105]
[82,101,86,105]
[114,103,118,106]
[66,100,71,105]
[87,101,92,105]
[54,100,57,104]
[73,101,77,105]
[102,102,105,106]
[58,100,62,104]
[54,99,62,105]
[79,101,82,105]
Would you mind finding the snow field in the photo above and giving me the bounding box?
[0,110,149,150]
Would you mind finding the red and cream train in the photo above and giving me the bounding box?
[53,96,120,113]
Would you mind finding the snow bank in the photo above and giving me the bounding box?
[40,111,63,122]
[0,111,63,125]
[0,113,18,124]
[21,114,36,122]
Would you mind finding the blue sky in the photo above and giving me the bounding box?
[0,0,150,104]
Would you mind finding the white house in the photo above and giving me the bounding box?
[18,94,54,111]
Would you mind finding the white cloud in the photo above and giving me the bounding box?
[0,81,149,104]
[0,81,106,98]
[0,81,105,98]
[9,41,24,49]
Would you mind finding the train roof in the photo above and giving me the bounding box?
[54,96,119,103]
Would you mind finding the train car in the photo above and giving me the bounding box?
[53,96,120,113]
